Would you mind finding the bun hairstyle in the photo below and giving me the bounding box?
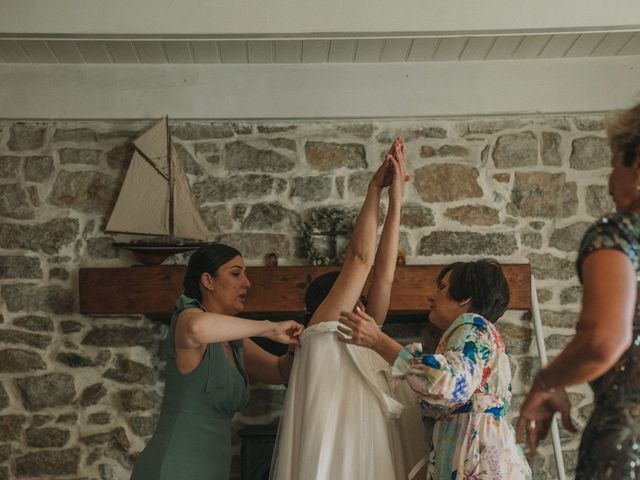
[183,243,242,301]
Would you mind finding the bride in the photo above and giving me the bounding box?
[270,138,425,480]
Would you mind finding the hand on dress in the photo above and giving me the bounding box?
[515,385,576,456]
[265,320,304,347]
[336,306,381,349]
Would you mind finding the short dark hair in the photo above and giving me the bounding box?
[183,243,242,301]
[304,271,339,323]
[437,258,510,323]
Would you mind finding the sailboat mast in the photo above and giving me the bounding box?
[166,115,175,242]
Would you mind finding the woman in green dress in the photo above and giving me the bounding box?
[130,243,304,480]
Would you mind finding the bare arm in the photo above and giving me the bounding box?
[243,338,296,385]
[516,249,634,455]
[366,140,407,324]
[371,329,403,364]
[536,249,635,388]
[309,154,395,326]
[175,308,303,349]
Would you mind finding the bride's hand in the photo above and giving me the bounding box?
[389,138,409,200]
[336,306,381,349]
[370,138,401,190]
[264,320,304,346]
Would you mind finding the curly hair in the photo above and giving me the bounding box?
[606,101,640,166]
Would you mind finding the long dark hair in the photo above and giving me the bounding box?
[437,259,510,323]
[183,243,242,301]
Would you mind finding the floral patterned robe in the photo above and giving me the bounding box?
[392,313,531,480]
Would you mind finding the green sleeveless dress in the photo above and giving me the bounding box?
[130,295,250,480]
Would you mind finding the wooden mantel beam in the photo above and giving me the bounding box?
[79,264,531,318]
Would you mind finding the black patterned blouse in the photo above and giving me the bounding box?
[575,212,640,479]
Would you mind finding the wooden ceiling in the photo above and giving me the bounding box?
[1,32,639,65]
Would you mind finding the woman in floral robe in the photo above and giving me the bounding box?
[339,259,531,479]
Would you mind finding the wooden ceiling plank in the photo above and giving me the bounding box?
[327,39,357,62]
[459,37,493,61]
[0,40,29,63]
[301,39,329,63]
[273,40,301,63]
[19,40,57,63]
[592,32,636,56]
[75,40,112,63]
[486,36,522,60]
[432,37,467,61]
[191,40,221,64]
[407,38,439,61]
[218,40,246,64]
[247,40,272,63]
[512,35,551,59]
[162,41,192,64]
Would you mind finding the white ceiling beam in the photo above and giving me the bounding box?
[1,56,639,119]
[2,0,640,38]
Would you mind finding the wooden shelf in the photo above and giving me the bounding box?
[79,264,531,317]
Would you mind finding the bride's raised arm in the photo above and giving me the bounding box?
[366,138,408,325]
[308,139,401,326]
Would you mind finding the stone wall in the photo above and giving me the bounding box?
[0,116,612,479]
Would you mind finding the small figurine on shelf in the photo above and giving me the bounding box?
[265,252,279,267]
[396,250,406,266]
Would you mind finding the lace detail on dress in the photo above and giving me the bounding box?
[300,321,341,338]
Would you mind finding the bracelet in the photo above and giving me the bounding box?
[535,370,555,392]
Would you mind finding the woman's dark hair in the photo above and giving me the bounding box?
[437,258,510,323]
[304,271,340,323]
[183,243,242,301]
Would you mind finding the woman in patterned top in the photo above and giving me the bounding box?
[339,259,531,479]
[517,102,640,479]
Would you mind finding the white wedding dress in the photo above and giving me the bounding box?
[270,321,427,480]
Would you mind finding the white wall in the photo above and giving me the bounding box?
[1,56,639,119]
[2,0,640,36]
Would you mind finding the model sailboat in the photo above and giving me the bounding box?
[105,117,210,264]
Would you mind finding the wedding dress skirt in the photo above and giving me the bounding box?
[270,321,426,480]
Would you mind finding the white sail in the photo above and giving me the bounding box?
[105,151,170,235]
[105,118,210,240]
[171,145,210,241]
[134,119,169,178]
